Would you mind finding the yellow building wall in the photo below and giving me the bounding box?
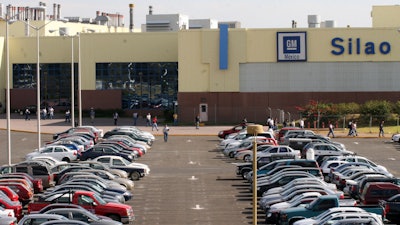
[4,25,400,96]
[178,29,247,92]
[372,5,400,28]
[80,32,178,89]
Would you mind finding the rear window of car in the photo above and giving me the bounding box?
[32,166,50,176]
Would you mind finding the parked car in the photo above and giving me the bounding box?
[0,182,34,205]
[92,155,150,180]
[322,155,391,176]
[302,142,354,159]
[44,208,123,225]
[217,123,252,139]
[0,186,19,201]
[379,193,400,224]
[40,220,90,225]
[359,182,400,205]
[0,216,17,225]
[25,145,78,162]
[3,172,43,194]
[265,192,322,224]
[17,213,69,225]
[0,161,55,189]
[79,146,135,162]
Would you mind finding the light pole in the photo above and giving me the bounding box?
[287,112,291,123]
[2,14,17,165]
[19,19,67,150]
[50,29,75,127]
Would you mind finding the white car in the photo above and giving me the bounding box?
[265,177,337,196]
[0,206,14,218]
[25,145,78,162]
[392,133,400,142]
[218,132,248,150]
[293,207,368,225]
[92,155,150,176]
[323,155,391,177]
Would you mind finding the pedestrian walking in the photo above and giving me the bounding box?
[146,113,151,127]
[133,112,138,126]
[195,114,200,129]
[350,121,358,137]
[379,120,385,137]
[65,110,71,123]
[299,119,304,129]
[152,116,158,131]
[48,106,54,119]
[327,121,335,138]
[42,108,47,120]
[90,108,95,124]
[113,112,119,125]
[173,113,178,126]
[347,121,353,136]
[163,124,170,142]
[25,108,31,120]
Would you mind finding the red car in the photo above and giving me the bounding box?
[218,123,251,139]
[0,182,34,205]
[0,186,19,201]
[0,196,23,220]
[0,173,43,193]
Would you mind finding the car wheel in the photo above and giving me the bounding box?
[241,169,251,179]
[228,152,235,158]
[243,155,251,162]
[62,157,70,163]
[130,171,141,180]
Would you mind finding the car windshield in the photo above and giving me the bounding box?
[91,193,106,205]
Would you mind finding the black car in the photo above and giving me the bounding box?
[79,146,135,162]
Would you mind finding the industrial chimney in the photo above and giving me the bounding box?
[149,5,153,15]
[129,3,134,32]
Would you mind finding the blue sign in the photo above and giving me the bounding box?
[277,32,307,62]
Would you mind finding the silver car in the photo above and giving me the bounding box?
[17,213,68,225]
[26,145,78,162]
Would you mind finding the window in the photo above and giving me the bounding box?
[13,63,76,108]
[97,158,110,164]
[32,166,49,176]
[96,62,178,110]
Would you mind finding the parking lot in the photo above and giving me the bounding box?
[1,118,400,224]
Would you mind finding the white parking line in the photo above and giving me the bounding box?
[192,204,204,210]
[188,176,198,180]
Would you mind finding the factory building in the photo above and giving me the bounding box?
[1,3,400,124]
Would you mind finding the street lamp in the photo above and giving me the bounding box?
[50,29,75,127]
[2,14,18,165]
[19,18,67,150]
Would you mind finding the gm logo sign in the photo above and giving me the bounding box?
[277,32,307,61]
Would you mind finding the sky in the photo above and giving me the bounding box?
[3,0,400,28]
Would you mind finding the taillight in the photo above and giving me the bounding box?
[73,151,77,155]
[10,221,16,225]
[384,204,390,215]
[339,193,344,199]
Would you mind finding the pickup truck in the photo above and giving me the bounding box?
[278,195,383,225]
[379,193,400,224]
[27,190,134,224]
